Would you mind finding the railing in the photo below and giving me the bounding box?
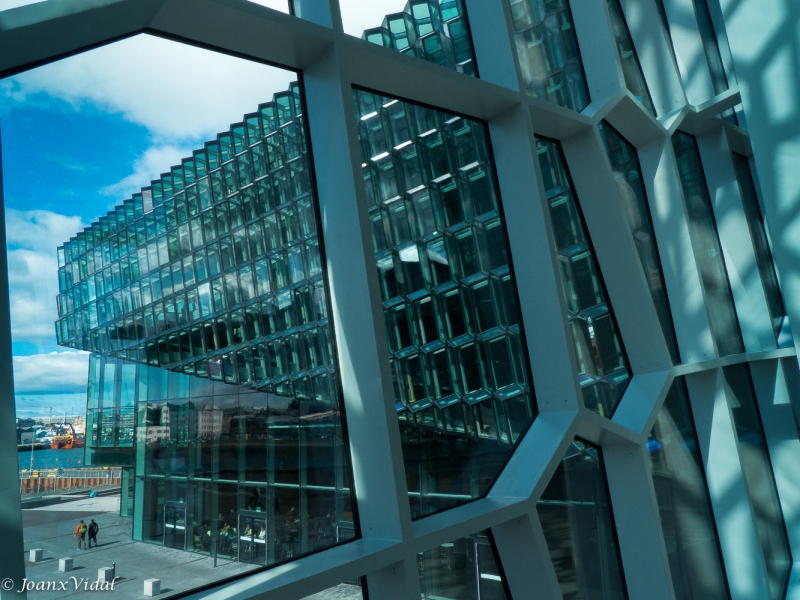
[19,467,122,495]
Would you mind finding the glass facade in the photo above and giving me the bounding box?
[55,82,357,566]
[648,378,729,600]
[506,0,590,112]
[606,0,654,114]
[672,131,744,356]
[538,439,627,600]
[599,122,679,363]
[537,136,631,417]
[362,0,476,76]
[353,89,537,518]
[418,530,509,600]
[731,153,787,340]
[722,365,792,599]
[692,0,728,96]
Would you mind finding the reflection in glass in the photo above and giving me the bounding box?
[538,439,627,600]
[300,582,365,600]
[723,365,792,599]
[52,80,356,569]
[691,0,728,96]
[506,0,590,111]
[537,137,631,417]
[418,530,509,600]
[353,89,537,518]
[731,154,786,340]
[648,378,729,600]
[606,0,654,113]
[672,131,743,356]
[360,0,477,77]
[599,122,679,363]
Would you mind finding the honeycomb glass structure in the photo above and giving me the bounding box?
[506,0,590,112]
[537,439,627,600]
[732,153,787,340]
[353,89,537,519]
[536,136,631,417]
[722,365,791,599]
[56,82,357,566]
[362,0,477,76]
[599,122,679,363]
[648,378,729,600]
[606,0,654,114]
[672,131,744,356]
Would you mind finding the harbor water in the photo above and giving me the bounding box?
[18,447,85,471]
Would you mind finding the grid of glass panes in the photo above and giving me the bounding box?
[538,439,627,600]
[648,378,729,600]
[607,0,654,114]
[56,83,341,411]
[672,131,744,356]
[599,122,679,363]
[354,89,536,518]
[536,136,631,417]
[121,355,355,565]
[84,354,136,467]
[506,0,590,111]
[362,0,476,76]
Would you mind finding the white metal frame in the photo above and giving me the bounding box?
[1,0,798,599]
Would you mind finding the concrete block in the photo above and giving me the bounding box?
[144,579,161,597]
[29,549,43,563]
[98,567,114,583]
[59,557,73,572]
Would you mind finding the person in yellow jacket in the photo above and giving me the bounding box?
[74,520,87,550]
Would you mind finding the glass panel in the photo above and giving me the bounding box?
[536,136,631,417]
[648,378,730,600]
[354,89,537,518]
[300,582,366,600]
[606,0,654,113]
[722,365,792,599]
[672,132,744,356]
[599,122,679,362]
[2,33,356,596]
[418,530,509,600]
[731,154,787,340]
[341,0,477,77]
[538,439,627,600]
[692,0,728,95]
[505,0,590,111]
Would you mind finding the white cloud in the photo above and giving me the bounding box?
[100,144,195,200]
[5,209,86,347]
[13,351,90,393]
[6,33,295,142]
[340,0,407,37]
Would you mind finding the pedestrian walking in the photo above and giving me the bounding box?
[87,519,99,548]
[74,520,87,550]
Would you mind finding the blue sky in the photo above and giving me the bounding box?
[0,33,293,409]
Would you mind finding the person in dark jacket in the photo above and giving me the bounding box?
[87,519,99,548]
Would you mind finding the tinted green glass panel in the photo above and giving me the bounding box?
[723,364,791,599]
[538,439,627,600]
[731,154,787,340]
[361,0,477,77]
[506,0,590,111]
[648,378,730,600]
[417,530,509,600]
[599,122,679,362]
[536,136,631,417]
[672,131,744,356]
[354,89,537,518]
[606,0,654,113]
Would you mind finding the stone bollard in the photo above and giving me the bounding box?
[59,557,73,572]
[28,549,43,563]
[144,579,161,597]
[98,567,115,583]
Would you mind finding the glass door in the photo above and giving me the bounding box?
[164,503,187,549]
[238,512,267,565]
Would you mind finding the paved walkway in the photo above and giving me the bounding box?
[19,494,363,599]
